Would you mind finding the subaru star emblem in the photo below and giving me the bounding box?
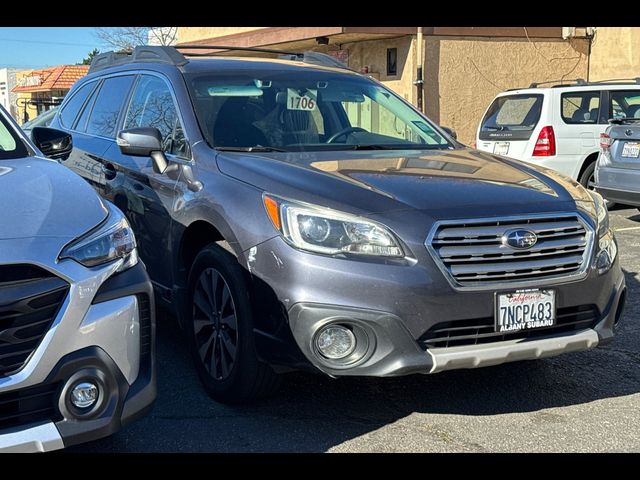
[502,229,538,249]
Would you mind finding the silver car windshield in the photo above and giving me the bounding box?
[186,70,452,152]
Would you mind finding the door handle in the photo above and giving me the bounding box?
[102,163,117,180]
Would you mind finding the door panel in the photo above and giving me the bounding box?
[101,142,178,287]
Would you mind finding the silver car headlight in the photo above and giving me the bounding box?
[578,190,616,274]
[60,206,138,272]
[263,194,404,257]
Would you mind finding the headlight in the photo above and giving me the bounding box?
[60,208,138,272]
[577,190,616,274]
[263,195,404,257]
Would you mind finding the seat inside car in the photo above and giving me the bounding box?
[212,97,269,148]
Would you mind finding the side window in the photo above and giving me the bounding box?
[86,75,135,138]
[561,91,600,124]
[74,83,100,133]
[124,75,187,157]
[59,81,96,129]
[609,91,640,120]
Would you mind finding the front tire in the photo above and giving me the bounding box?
[186,244,280,404]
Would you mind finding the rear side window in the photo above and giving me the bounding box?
[609,90,640,120]
[479,94,543,141]
[59,81,96,129]
[86,75,135,138]
[561,91,600,124]
[123,75,187,157]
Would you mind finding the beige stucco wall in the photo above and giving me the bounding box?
[424,36,590,145]
[589,27,640,81]
[177,27,265,44]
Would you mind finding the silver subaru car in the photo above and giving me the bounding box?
[0,105,155,452]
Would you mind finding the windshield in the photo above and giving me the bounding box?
[185,69,452,152]
[0,110,28,160]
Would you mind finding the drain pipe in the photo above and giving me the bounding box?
[414,27,424,113]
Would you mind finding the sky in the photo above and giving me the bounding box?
[0,27,105,69]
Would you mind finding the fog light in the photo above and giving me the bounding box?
[316,325,356,360]
[70,382,99,409]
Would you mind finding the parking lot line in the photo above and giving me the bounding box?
[615,227,640,232]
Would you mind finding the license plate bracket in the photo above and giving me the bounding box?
[495,289,556,333]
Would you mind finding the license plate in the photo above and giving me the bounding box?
[493,142,510,156]
[496,289,555,333]
[621,142,640,158]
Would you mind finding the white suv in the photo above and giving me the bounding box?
[476,80,640,190]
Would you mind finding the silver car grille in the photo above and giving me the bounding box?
[426,213,594,290]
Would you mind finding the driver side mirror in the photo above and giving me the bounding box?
[117,127,170,174]
[31,127,72,161]
[440,126,457,140]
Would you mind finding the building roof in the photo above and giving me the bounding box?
[12,65,89,93]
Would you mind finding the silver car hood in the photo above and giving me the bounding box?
[0,157,107,242]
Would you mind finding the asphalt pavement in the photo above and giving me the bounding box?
[71,207,640,453]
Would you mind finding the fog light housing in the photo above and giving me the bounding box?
[70,382,99,409]
[315,325,356,360]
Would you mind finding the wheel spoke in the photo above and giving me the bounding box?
[193,289,212,319]
[211,334,220,378]
[220,313,237,330]
[221,330,236,359]
[209,269,220,311]
[199,273,215,312]
[198,331,215,365]
[219,334,229,377]
[220,285,231,315]
[193,318,212,335]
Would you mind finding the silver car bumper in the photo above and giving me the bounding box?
[428,329,599,373]
[0,238,155,452]
[0,423,64,453]
[596,164,640,206]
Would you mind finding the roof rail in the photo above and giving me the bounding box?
[584,77,640,85]
[176,44,303,56]
[89,45,352,74]
[178,44,351,70]
[89,46,188,73]
[528,78,587,88]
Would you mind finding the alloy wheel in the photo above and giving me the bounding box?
[192,268,238,380]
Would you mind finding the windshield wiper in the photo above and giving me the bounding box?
[215,145,288,153]
[344,144,449,151]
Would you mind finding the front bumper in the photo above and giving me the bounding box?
[0,261,156,452]
[244,236,625,377]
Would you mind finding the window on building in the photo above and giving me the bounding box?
[561,91,601,124]
[386,48,398,76]
[59,81,96,129]
[123,75,188,157]
[86,75,135,138]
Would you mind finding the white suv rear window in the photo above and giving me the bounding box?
[479,94,543,141]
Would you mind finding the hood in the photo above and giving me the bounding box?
[0,157,107,241]
[217,148,585,215]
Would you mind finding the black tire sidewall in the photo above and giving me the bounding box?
[186,243,260,402]
[579,161,596,189]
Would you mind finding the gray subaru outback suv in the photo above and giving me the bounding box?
[0,105,155,451]
[50,46,625,404]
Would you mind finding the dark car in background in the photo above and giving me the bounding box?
[21,106,59,135]
[47,46,625,404]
